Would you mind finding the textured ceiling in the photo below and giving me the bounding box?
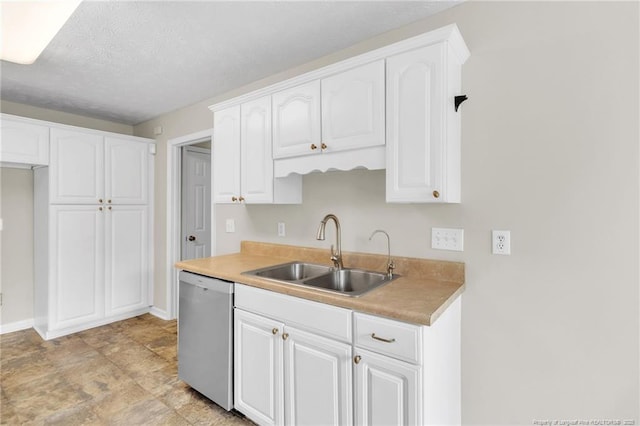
[0,1,460,125]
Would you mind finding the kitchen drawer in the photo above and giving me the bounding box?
[354,312,422,364]
[235,283,352,343]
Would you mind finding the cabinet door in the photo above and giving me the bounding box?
[272,81,321,159]
[321,60,385,153]
[234,309,284,426]
[50,205,104,330]
[241,96,273,203]
[104,205,149,316]
[386,44,446,203]
[213,106,241,203]
[0,117,49,165]
[50,128,104,204]
[354,348,422,426]
[105,137,149,205]
[284,325,352,426]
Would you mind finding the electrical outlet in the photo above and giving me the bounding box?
[431,228,464,251]
[492,230,511,255]
[277,222,286,237]
[225,219,235,233]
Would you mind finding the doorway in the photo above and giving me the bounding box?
[165,129,214,320]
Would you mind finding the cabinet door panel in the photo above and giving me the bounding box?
[234,309,284,426]
[386,44,445,203]
[213,106,241,203]
[105,205,148,316]
[284,325,352,426]
[50,205,104,329]
[355,348,421,426]
[272,81,321,159]
[105,137,148,204]
[0,118,49,165]
[321,60,385,153]
[241,96,273,203]
[50,128,104,204]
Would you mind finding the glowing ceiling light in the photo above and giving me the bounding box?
[1,0,82,65]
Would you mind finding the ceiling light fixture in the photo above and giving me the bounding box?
[1,0,82,65]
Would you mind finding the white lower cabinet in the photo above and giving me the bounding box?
[354,348,421,426]
[234,308,352,426]
[284,325,352,426]
[234,309,284,426]
[233,283,461,426]
[234,284,353,426]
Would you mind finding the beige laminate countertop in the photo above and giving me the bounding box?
[175,241,465,326]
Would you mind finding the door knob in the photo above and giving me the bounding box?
[187,235,196,241]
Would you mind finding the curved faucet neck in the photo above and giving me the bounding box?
[317,214,343,269]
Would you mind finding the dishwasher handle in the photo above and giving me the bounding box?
[179,271,234,295]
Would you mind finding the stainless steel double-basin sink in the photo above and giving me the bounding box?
[242,261,399,297]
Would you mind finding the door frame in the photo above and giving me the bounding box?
[166,129,214,320]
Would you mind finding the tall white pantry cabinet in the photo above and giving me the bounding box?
[31,124,154,340]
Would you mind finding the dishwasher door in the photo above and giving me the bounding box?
[178,271,233,410]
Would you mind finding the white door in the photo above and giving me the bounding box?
[272,81,321,159]
[181,147,211,260]
[105,137,149,205]
[283,325,352,426]
[321,60,385,153]
[49,128,104,204]
[234,309,284,426]
[104,205,149,316]
[0,117,49,165]
[354,348,422,426]
[241,96,273,203]
[386,43,445,203]
[50,205,104,330]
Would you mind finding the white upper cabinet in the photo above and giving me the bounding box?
[50,128,104,204]
[321,60,385,153]
[272,81,321,159]
[50,128,150,205]
[386,39,466,203]
[210,24,469,202]
[272,61,385,160]
[241,96,274,203]
[0,115,49,166]
[105,137,149,204]
[213,105,241,204]
[214,101,301,205]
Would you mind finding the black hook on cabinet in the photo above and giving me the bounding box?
[454,95,468,112]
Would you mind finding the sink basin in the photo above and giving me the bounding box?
[303,269,391,296]
[249,262,332,281]
[242,262,398,297]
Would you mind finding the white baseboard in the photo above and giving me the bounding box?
[150,306,173,321]
[0,318,34,335]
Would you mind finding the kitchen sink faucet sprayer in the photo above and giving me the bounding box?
[316,214,344,269]
[369,229,395,279]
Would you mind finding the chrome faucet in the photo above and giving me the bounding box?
[316,214,344,269]
[369,229,395,278]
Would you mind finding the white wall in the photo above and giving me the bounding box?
[0,101,134,328]
[135,2,639,424]
[0,169,35,326]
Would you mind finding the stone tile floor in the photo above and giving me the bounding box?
[0,314,253,425]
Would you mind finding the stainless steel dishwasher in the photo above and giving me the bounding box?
[178,270,233,410]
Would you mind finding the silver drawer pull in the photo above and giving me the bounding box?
[371,333,396,343]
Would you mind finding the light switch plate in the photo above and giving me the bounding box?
[277,222,286,237]
[225,219,235,233]
[432,228,464,251]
